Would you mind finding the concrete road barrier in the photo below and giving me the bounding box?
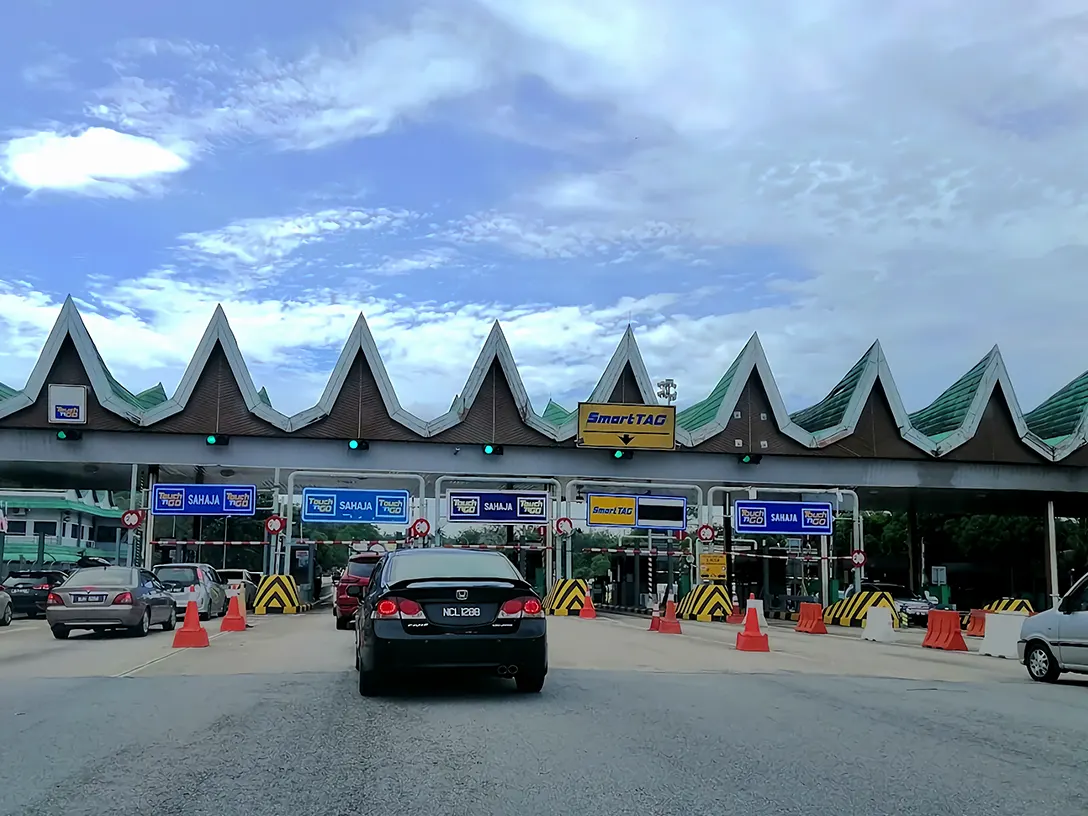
[978,611,1022,660]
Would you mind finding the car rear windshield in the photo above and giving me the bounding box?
[385,551,522,584]
[5,572,62,586]
[63,567,133,587]
[346,561,377,579]
[154,567,199,586]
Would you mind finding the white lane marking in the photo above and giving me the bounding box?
[113,631,231,678]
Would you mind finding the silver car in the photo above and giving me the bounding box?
[1019,572,1088,682]
[153,563,227,620]
[46,566,176,639]
[0,586,11,627]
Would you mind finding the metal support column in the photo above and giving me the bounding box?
[1046,500,1060,608]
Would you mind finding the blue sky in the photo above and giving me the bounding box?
[1,1,1087,419]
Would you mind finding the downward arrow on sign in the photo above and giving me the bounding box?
[618,434,634,445]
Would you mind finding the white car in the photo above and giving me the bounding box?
[1019,572,1088,682]
[153,563,227,620]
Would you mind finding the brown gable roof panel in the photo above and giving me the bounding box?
[430,360,554,446]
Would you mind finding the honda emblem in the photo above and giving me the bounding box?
[455,589,468,601]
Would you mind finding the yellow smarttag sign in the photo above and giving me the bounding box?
[576,402,677,450]
[699,553,727,580]
[586,494,637,527]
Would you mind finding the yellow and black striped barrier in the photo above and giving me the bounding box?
[767,609,800,622]
[253,574,306,614]
[823,591,900,628]
[959,598,1034,628]
[544,579,588,616]
[676,583,733,621]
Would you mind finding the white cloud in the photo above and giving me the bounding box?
[0,127,190,197]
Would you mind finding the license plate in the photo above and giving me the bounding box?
[442,606,481,617]
[11,588,29,594]
[72,594,106,603]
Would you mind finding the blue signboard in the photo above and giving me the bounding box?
[152,484,257,516]
[732,500,833,536]
[301,488,410,524]
[447,490,549,523]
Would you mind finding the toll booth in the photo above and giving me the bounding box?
[288,542,314,595]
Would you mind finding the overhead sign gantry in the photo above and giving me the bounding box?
[575,402,677,451]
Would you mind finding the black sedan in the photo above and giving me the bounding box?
[348,548,547,696]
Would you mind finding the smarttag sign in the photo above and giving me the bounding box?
[446,490,549,523]
[576,402,676,450]
[300,488,410,524]
[152,484,257,516]
[586,493,687,530]
[732,500,833,536]
[47,384,87,425]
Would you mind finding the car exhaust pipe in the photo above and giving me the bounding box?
[507,664,519,675]
[497,665,509,676]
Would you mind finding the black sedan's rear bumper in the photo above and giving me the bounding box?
[8,592,47,614]
[365,619,547,673]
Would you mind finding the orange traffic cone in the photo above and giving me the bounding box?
[173,587,209,648]
[658,600,683,634]
[579,593,597,619]
[649,607,661,631]
[220,583,246,632]
[726,590,744,624]
[735,603,769,652]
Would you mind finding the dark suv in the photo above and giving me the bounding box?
[2,570,69,617]
[334,553,382,630]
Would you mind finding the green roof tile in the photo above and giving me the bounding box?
[790,346,873,433]
[1024,370,1088,443]
[134,384,168,409]
[677,353,743,432]
[908,352,992,438]
[0,381,17,401]
[257,386,272,407]
[543,399,573,425]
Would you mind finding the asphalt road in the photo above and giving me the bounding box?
[2,613,1087,816]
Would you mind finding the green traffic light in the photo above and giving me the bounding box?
[484,444,494,454]
[741,454,751,463]
[57,430,67,440]
[348,439,359,449]
[614,450,623,459]
[206,435,217,445]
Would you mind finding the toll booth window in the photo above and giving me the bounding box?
[32,521,58,536]
[347,561,377,579]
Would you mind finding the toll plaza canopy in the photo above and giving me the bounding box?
[1,297,1087,515]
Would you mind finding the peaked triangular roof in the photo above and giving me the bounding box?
[1025,370,1088,457]
[426,321,553,436]
[907,346,1051,458]
[787,342,934,452]
[141,305,293,430]
[555,325,662,440]
[287,313,428,435]
[0,296,146,423]
[677,333,811,447]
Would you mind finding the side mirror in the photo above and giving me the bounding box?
[345,584,363,597]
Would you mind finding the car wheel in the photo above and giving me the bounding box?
[162,607,177,631]
[0,605,11,626]
[358,655,382,697]
[129,609,151,638]
[199,604,210,621]
[1026,642,1060,683]
[515,671,546,694]
[51,625,69,639]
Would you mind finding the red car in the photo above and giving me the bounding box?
[334,553,382,629]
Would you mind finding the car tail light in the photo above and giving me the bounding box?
[113,592,133,605]
[47,592,63,606]
[34,583,50,591]
[373,597,424,620]
[499,596,544,619]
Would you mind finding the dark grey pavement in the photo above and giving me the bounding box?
[3,663,1088,816]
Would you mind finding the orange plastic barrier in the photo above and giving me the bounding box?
[648,607,661,631]
[736,604,769,652]
[921,609,968,652]
[794,602,828,635]
[658,600,683,635]
[964,609,986,638]
[579,594,598,620]
[173,589,209,648]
